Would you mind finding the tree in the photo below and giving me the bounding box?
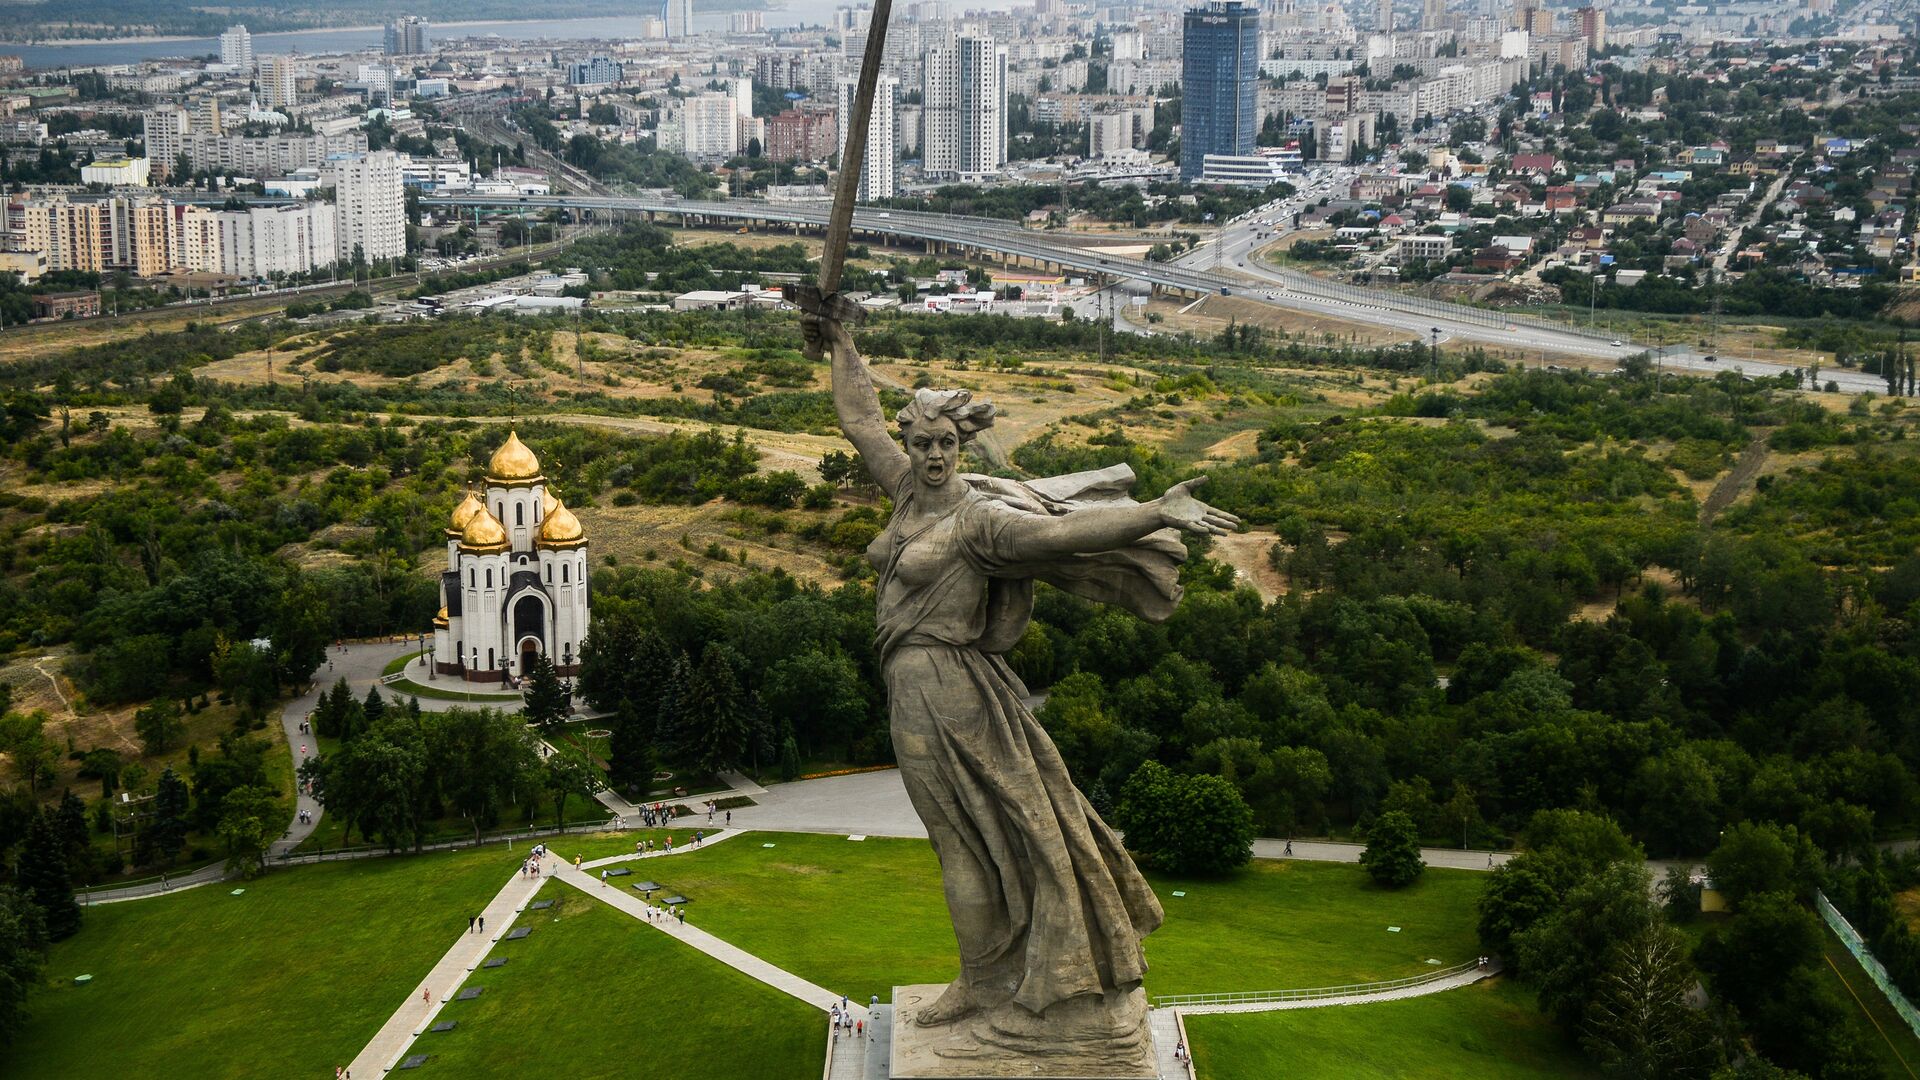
[1515,860,1658,1031]
[19,811,81,941]
[1113,761,1255,875]
[520,653,571,732]
[0,712,53,793]
[53,791,89,881]
[1581,923,1716,1078]
[1361,810,1426,888]
[1707,822,1820,907]
[542,750,603,830]
[148,766,191,865]
[216,784,279,878]
[1444,185,1473,212]
[78,748,122,797]
[670,644,753,777]
[134,700,186,757]
[1478,857,1559,959]
[761,649,869,760]
[607,698,655,799]
[0,886,49,1048]
[212,637,278,723]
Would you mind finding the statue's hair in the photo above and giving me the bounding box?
[895,388,996,445]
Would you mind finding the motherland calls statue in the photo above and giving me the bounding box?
[801,307,1240,1076]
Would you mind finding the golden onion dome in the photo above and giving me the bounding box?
[447,490,484,535]
[541,487,559,517]
[486,430,543,484]
[537,498,586,549]
[459,504,510,553]
[433,605,449,627]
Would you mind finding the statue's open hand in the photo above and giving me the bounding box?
[1156,477,1240,536]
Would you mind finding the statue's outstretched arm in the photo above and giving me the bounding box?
[805,314,909,494]
[1000,478,1239,559]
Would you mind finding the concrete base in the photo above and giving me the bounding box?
[884,984,1159,1080]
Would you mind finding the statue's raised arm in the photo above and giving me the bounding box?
[802,312,910,495]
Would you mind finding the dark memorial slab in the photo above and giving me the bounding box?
[529,899,553,911]
[662,895,688,905]
[399,1055,430,1069]
[505,927,531,940]
[431,1021,458,1033]
[634,881,661,891]
[606,867,631,877]
[483,958,508,969]
[456,986,484,1001]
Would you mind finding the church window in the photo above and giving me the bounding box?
[516,503,524,525]
[469,569,475,588]
[486,569,493,588]
[545,564,552,582]
[487,648,494,669]
[562,564,569,583]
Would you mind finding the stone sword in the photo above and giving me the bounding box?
[787,0,895,336]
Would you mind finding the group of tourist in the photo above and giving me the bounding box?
[638,803,674,827]
[829,1001,866,1041]
[643,904,685,925]
[519,843,552,879]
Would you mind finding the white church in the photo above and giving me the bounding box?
[433,431,590,683]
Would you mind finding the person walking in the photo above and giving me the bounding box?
[478,916,484,933]
[601,869,609,887]
[468,915,476,933]
[422,988,432,1006]
[1284,839,1293,856]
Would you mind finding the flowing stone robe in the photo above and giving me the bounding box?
[866,464,1181,1016]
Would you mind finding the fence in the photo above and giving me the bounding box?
[1149,959,1481,1010]
[1816,889,1920,1041]
[270,818,625,867]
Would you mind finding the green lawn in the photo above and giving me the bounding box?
[422,882,825,1078]
[588,832,1484,1005]
[6,846,521,1080]
[1185,977,1598,1080]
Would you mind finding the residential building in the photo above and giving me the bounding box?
[1180,1,1259,180]
[219,24,254,71]
[0,250,47,284]
[568,57,624,87]
[143,107,191,181]
[104,195,172,276]
[264,56,300,110]
[766,106,838,163]
[183,131,370,176]
[1574,7,1604,51]
[666,0,694,39]
[1089,111,1131,159]
[923,36,1007,180]
[5,194,105,272]
[208,201,337,278]
[679,93,741,159]
[837,74,898,199]
[1399,234,1452,262]
[323,150,406,263]
[385,15,430,56]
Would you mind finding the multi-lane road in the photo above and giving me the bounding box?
[423,190,1878,392]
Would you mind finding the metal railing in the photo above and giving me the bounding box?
[270,818,625,867]
[1816,889,1920,1041]
[1150,959,1482,1009]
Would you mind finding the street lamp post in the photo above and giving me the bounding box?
[1430,326,1441,380]
[426,638,436,681]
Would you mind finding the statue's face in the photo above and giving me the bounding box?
[906,415,960,489]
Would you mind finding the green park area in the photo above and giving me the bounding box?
[4,844,519,1079]
[549,831,1484,1004]
[4,825,1520,1079]
[421,882,825,1078]
[1184,978,1597,1080]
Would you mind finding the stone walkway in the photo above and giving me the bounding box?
[344,857,545,1078]
[1149,1008,1192,1080]
[1168,961,1497,1016]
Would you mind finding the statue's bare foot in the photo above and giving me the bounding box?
[914,977,985,1026]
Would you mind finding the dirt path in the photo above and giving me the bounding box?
[1212,529,1287,600]
[1700,435,1771,523]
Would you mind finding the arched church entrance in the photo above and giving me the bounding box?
[511,593,546,677]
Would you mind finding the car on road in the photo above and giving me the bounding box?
[1611,339,1623,347]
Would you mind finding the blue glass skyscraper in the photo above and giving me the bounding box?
[1180,0,1260,180]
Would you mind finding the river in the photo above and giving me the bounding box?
[7,0,1029,70]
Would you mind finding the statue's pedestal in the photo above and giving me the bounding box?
[880,984,1161,1079]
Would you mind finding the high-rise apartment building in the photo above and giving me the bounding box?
[1180,1,1259,180]
[673,93,740,158]
[665,0,694,38]
[766,105,838,163]
[323,150,405,263]
[5,195,104,273]
[1377,0,1394,33]
[837,75,899,199]
[264,56,299,110]
[1574,7,1605,50]
[385,15,430,56]
[1423,0,1446,29]
[219,24,254,71]
[192,96,224,137]
[923,36,1007,180]
[143,106,191,181]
